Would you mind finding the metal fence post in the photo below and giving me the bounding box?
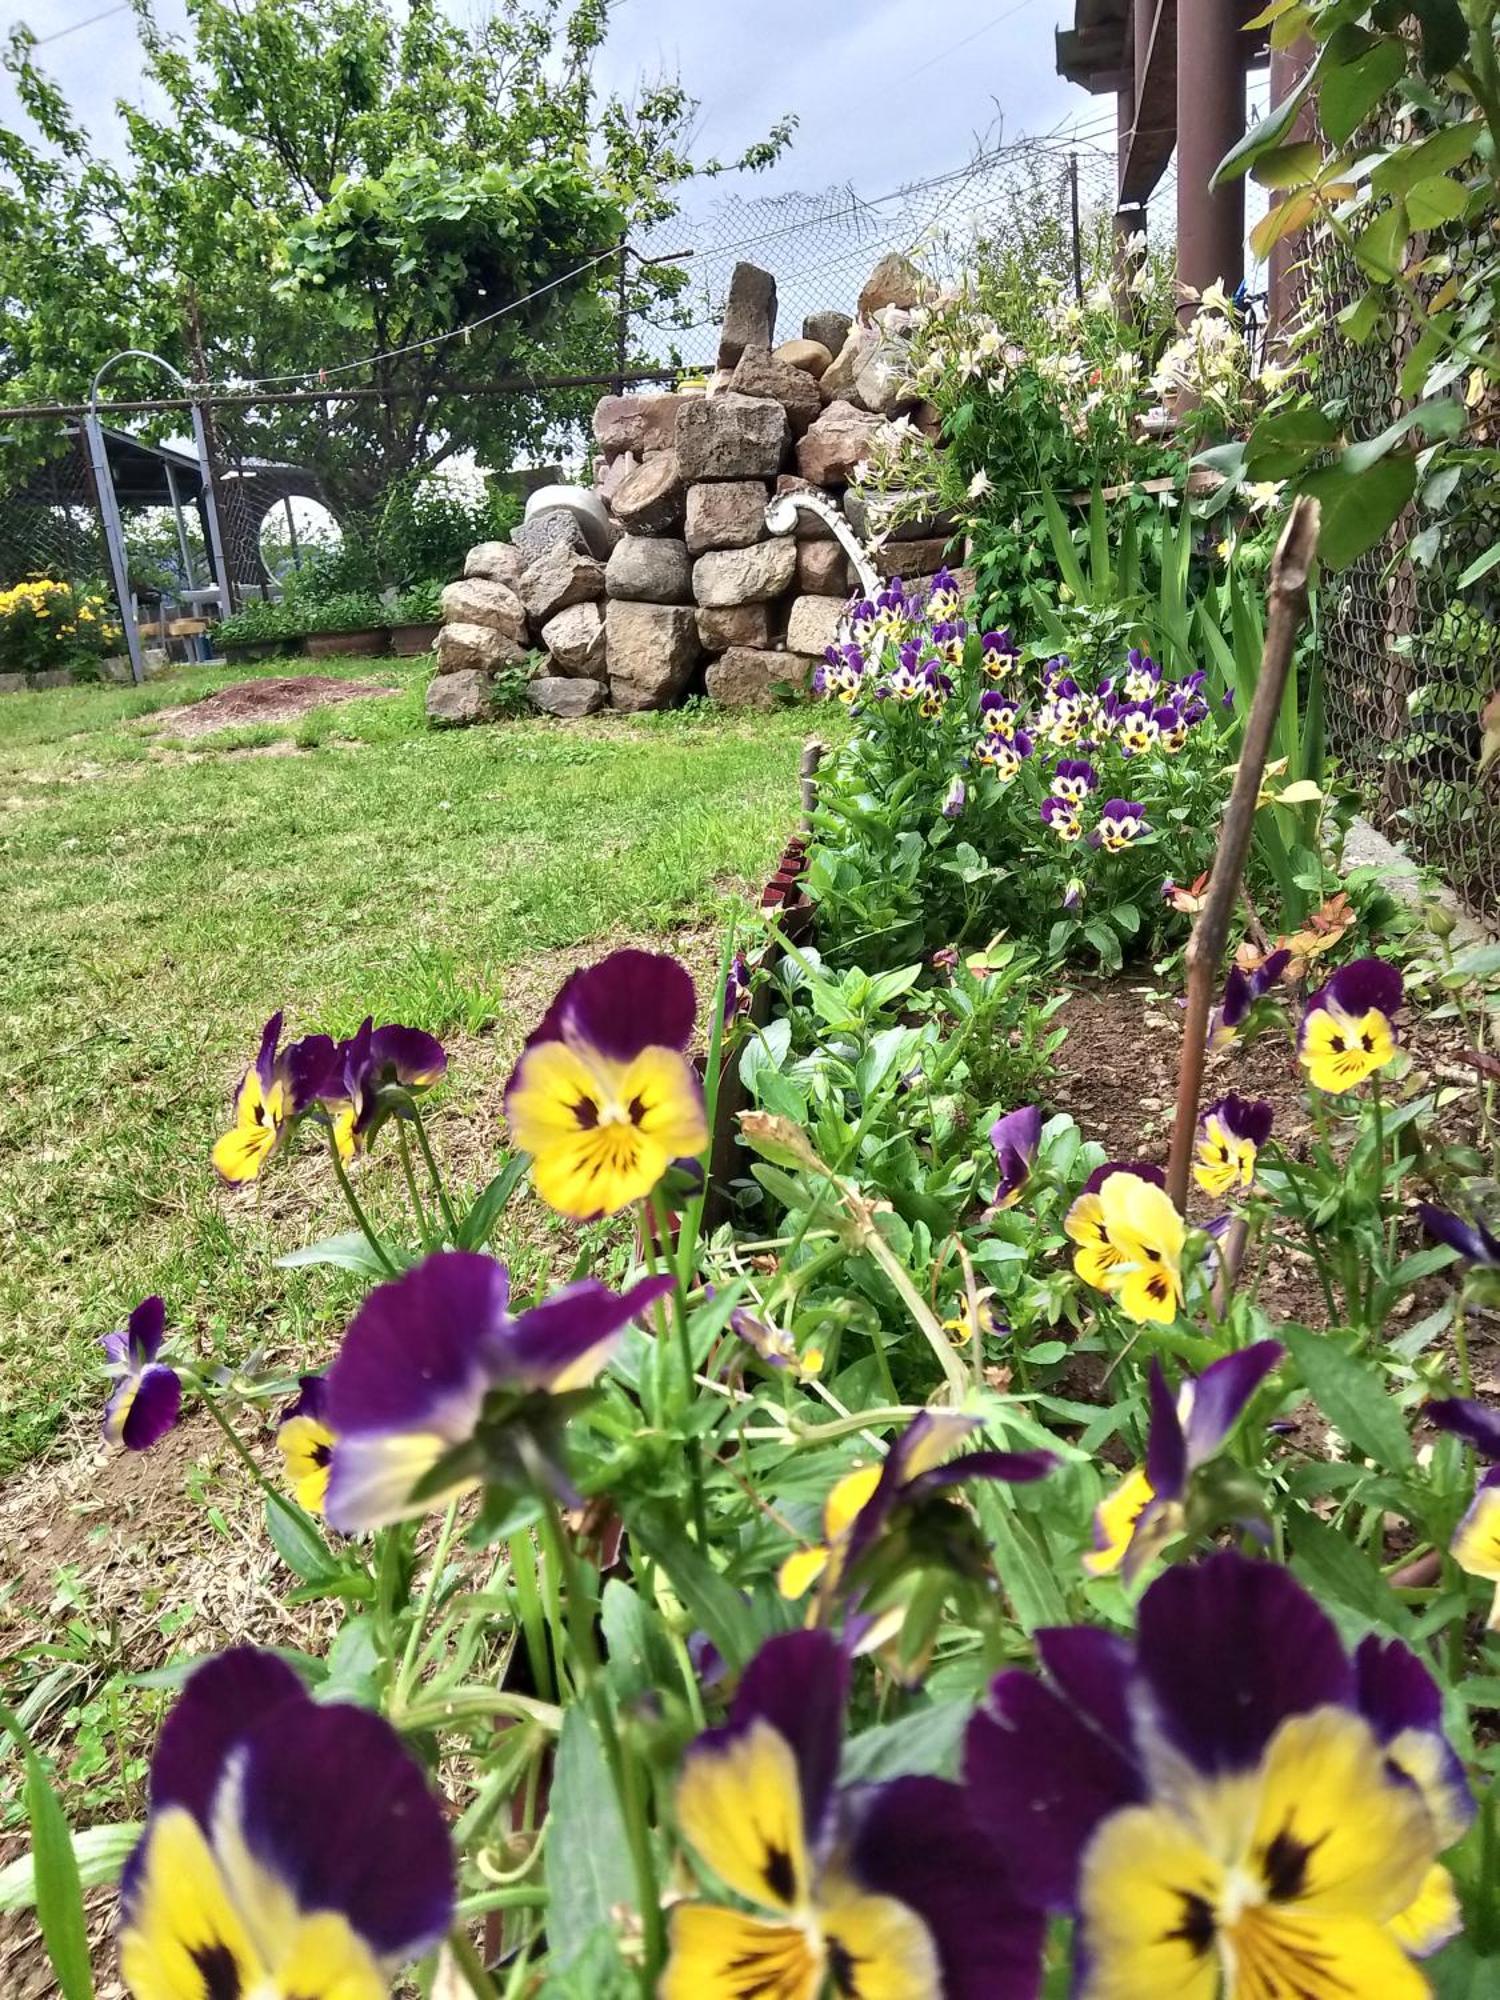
[190,398,233,616]
[614,237,630,398]
[1069,153,1084,304]
[82,410,146,686]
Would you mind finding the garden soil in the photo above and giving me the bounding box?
[147,675,397,739]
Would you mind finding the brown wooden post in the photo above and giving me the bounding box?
[1266,34,1318,353]
[1176,0,1247,317]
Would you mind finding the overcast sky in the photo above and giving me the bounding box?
[0,0,1105,197]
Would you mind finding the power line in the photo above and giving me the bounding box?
[904,0,1050,84]
[26,2,130,45]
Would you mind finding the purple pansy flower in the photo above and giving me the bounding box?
[1208,947,1291,1049]
[1300,957,1403,1094]
[322,1017,447,1157]
[1194,1092,1275,1197]
[1120,647,1161,703]
[1420,1204,1500,1265]
[120,1648,454,1991]
[942,775,967,818]
[722,951,751,1028]
[978,689,1020,735]
[1085,1343,1283,1578]
[931,617,967,665]
[320,1250,674,1532]
[987,1105,1042,1213]
[210,1012,342,1184]
[966,1553,1471,1979]
[1052,759,1098,805]
[1427,1397,1500,1629]
[1091,799,1148,851]
[664,1630,1044,1998]
[1116,704,1159,756]
[1041,795,1083,842]
[101,1296,182,1451]
[980,628,1020,678]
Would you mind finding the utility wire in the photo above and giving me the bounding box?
[25,2,129,45]
[903,0,1050,84]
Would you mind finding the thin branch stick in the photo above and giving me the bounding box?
[799,738,824,830]
[1166,496,1321,1213]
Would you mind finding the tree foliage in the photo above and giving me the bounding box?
[0,0,794,515]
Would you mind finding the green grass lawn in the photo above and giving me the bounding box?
[0,655,824,1478]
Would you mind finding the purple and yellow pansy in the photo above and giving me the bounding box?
[276,1374,337,1516]
[318,1249,672,1532]
[1428,1397,1500,1629]
[664,1629,1043,2000]
[504,949,707,1220]
[101,1296,182,1452]
[211,1013,338,1184]
[119,1647,453,1997]
[966,1553,1470,1994]
[1193,1092,1274,1199]
[1208,948,1290,1051]
[1090,799,1148,852]
[987,1104,1041,1213]
[1065,1163,1186,1324]
[1299,957,1403,1094]
[1086,1343,1283,1578]
[323,1017,447,1159]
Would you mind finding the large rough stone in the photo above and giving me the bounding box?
[797,541,851,595]
[784,595,847,657]
[912,400,944,442]
[527,674,606,718]
[858,252,925,318]
[592,392,684,459]
[605,602,702,712]
[875,537,955,580]
[797,401,886,487]
[519,543,606,624]
[439,576,527,640]
[675,392,789,483]
[853,337,918,417]
[820,326,880,406]
[434,622,526,675]
[426,668,496,726]
[27,668,72,689]
[706,647,807,709]
[774,337,833,379]
[775,475,840,539]
[0,671,28,695]
[803,309,853,354]
[693,539,798,608]
[464,541,525,588]
[696,603,772,653]
[684,480,768,553]
[596,450,640,507]
[611,453,684,535]
[540,600,606,677]
[730,345,822,437]
[717,262,777,370]
[510,508,587,566]
[606,535,693,604]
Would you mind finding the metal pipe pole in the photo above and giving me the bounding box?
[283,494,302,569]
[163,460,197,589]
[83,411,146,686]
[1069,153,1084,304]
[190,399,233,617]
[614,237,630,399]
[1176,0,1247,316]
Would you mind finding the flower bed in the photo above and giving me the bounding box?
[10,569,1500,1992]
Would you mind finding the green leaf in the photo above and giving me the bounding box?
[0,1821,138,1914]
[1342,398,1462,474]
[0,1703,95,1998]
[1244,403,1338,480]
[1279,1323,1413,1470]
[840,1702,969,1784]
[1336,290,1384,345]
[621,1503,765,1670]
[1372,119,1480,196]
[275,1230,394,1276]
[544,1705,633,1969]
[1290,1510,1415,1634]
[1214,50,1325,185]
[600,1580,678,1707]
[1406,174,1469,228]
[1353,200,1410,282]
[1321,37,1405,146]
[1300,453,1417,567]
[1250,139,1326,190]
[265,1493,339,1583]
[1455,542,1500,589]
[455,1152,531,1249]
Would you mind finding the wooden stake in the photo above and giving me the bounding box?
[1165,496,1321,1213]
[800,738,825,830]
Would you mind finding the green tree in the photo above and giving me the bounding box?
[0,0,794,519]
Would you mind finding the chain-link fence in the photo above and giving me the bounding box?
[632,138,1124,369]
[1289,171,1500,924]
[0,425,113,597]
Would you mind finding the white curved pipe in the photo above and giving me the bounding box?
[764,490,881,601]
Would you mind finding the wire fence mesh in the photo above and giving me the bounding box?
[1288,161,1500,924]
[0,426,114,601]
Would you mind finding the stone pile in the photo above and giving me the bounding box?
[426,251,963,725]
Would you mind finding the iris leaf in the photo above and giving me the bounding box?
[0,1701,95,1998]
[1279,1322,1414,1470]
[545,1705,633,1970]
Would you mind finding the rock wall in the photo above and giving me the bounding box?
[427,253,962,725]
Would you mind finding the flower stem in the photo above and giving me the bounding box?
[409,1101,461,1239]
[447,1924,501,1997]
[393,1497,460,1707]
[327,1134,398,1274]
[651,1189,709,1545]
[538,1497,664,1990]
[397,1123,436,1249]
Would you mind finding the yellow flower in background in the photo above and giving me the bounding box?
[275,1377,336,1516]
[1067,1167,1184,1324]
[1299,959,1403,1095]
[1192,1094,1274,1199]
[777,1463,883,1601]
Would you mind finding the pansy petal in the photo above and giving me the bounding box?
[965,1670,1143,1912]
[369,1024,447,1087]
[119,1366,182,1452]
[1143,1362,1186,1502]
[903,1447,1057,1500]
[817,1872,944,1999]
[505,1274,674,1393]
[1321,956,1403,1022]
[1035,1627,1136,1749]
[120,1805,265,1998]
[1075,1801,1222,2000]
[126,1295,167,1365]
[228,1696,455,1962]
[1428,1395,1500,1460]
[142,1648,306,1832]
[1179,1340,1283,1470]
[517,948,698,1068]
[1419,1203,1500,1266]
[323,1431,477,1535]
[324,1252,503,1439]
[728,1629,848,1840]
[1134,1553,1352,1776]
[849,1776,1044,2000]
[661,1905,820,2000]
[1389,1863,1463,1958]
[675,1717,814,1914]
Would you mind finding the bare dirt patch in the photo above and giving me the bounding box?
[146,675,397,740]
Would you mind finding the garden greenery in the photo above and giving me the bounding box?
[8,540,1500,1995]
